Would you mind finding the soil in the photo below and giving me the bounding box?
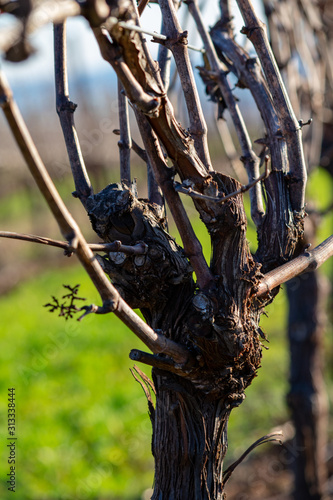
[225,441,333,499]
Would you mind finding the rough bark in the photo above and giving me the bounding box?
[86,173,265,498]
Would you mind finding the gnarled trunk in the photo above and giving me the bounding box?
[152,378,230,499]
[85,172,297,497]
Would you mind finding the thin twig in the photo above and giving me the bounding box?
[223,431,283,484]
[113,129,147,162]
[215,118,247,184]
[131,364,156,394]
[147,159,165,208]
[54,22,93,207]
[130,364,155,420]
[154,9,174,210]
[256,234,333,297]
[0,231,148,255]
[127,0,165,209]
[0,70,192,367]
[174,158,269,203]
[130,365,155,418]
[157,2,178,92]
[0,231,72,251]
[108,18,205,53]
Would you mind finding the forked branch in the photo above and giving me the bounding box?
[93,21,210,183]
[236,0,307,212]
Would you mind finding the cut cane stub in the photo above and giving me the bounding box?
[109,251,126,265]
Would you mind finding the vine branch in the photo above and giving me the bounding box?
[0,231,148,256]
[256,234,333,296]
[157,0,212,171]
[134,111,214,290]
[117,78,132,185]
[174,156,270,203]
[54,22,93,207]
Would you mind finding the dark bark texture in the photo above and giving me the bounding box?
[87,175,266,498]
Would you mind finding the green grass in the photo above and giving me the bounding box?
[0,267,154,500]
[306,168,333,275]
[0,168,332,499]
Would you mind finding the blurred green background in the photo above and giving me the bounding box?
[0,163,332,500]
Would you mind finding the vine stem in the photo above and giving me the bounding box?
[256,234,333,296]
[117,78,132,185]
[0,231,148,255]
[134,111,215,290]
[54,22,93,207]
